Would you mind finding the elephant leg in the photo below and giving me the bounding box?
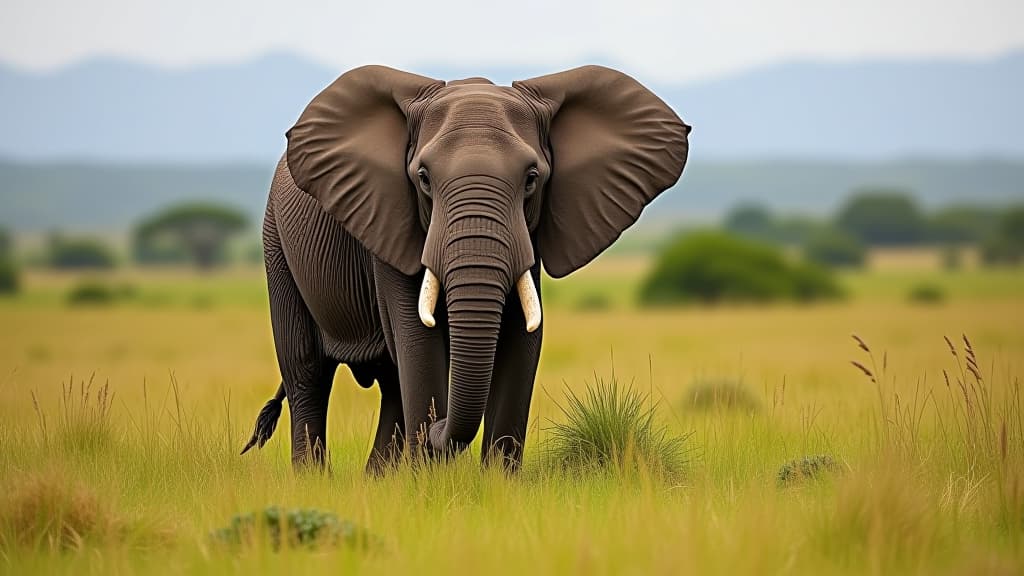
[483,266,543,470]
[372,260,450,456]
[364,360,405,473]
[265,208,335,470]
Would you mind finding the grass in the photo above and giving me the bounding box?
[1,257,1023,573]
[541,376,690,480]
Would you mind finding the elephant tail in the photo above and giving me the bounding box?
[240,383,286,455]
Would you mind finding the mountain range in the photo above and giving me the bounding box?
[1,51,1023,161]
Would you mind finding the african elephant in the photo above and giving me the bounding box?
[241,65,690,472]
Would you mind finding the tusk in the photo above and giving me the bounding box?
[419,268,440,328]
[516,271,542,333]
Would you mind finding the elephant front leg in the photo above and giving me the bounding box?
[483,266,543,470]
[365,361,405,474]
[373,260,450,458]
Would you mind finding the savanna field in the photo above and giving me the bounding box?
[1,251,1023,575]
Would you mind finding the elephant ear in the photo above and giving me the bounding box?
[286,65,444,275]
[514,66,690,278]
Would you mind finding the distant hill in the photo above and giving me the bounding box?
[2,159,1020,233]
[1,51,1023,161]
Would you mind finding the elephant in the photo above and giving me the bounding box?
[241,64,690,472]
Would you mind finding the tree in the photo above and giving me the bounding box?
[928,205,1000,245]
[639,231,842,305]
[724,204,774,240]
[134,202,248,270]
[980,206,1024,266]
[0,227,11,259]
[836,190,926,246]
[803,227,866,268]
[47,234,117,269]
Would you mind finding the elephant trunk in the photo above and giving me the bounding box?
[427,214,516,453]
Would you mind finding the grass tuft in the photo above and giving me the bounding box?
[541,375,691,481]
[0,468,172,552]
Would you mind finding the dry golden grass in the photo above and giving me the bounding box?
[1,261,1023,574]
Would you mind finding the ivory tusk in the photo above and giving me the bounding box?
[517,271,542,333]
[418,268,439,328]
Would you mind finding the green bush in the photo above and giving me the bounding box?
[0,259,19,295]
[907,283,945,304]
[67,281,119,306]
[542,377,690,480]
[803,227,866,268]
[574,292,612,311]
[639,231,842,305]
[47,236,117,270]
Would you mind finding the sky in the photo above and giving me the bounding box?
[2,0,1023,83]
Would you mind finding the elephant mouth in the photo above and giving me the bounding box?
[417,267,541,333]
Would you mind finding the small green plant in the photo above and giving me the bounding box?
[209,507,372,551]
[777,454,843,487]
[542,376,690,480]
[907,283,945,304]
[686,378,760,412]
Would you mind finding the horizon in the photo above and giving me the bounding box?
[4,0,1023,83]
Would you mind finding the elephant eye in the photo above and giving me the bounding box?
[417,167,432,196]
[524,168,539,196]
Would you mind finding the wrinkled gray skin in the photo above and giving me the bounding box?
[242,65,690,473]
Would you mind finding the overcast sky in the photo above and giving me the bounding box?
[3,0,1023,82]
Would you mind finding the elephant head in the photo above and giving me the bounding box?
[286,65,690,453]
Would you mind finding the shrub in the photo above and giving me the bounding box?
[574,292,611,311]
[0,258,19,295]
[639,231,842,305]
[47,236,117,270]
[685,378,760,412]
[209,507,373,551]
[541,376,690,480]
[803,227,866,268]
[777,455,843,487]
[67,281,119,305]
[907,283,945,304]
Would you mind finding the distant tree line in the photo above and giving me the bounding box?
[0,227,17,294]
[11,201,254,273]
[723,189,1024,268]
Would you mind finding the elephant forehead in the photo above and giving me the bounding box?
[420,87,537,139]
